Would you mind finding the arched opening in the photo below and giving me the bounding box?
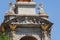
[20,36,37,40]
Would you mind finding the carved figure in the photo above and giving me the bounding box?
[9,2,15,14]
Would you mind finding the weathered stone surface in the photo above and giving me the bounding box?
[16,2,36,15]
[9,28,41,40]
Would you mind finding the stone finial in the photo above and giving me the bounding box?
[38,2,48,20]
[38,2,44,13]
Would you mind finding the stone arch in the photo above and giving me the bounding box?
[20,36,37,40]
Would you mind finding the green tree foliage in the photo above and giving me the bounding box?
[0,32,10,40]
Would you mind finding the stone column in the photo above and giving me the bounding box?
[43,31,48,40]
[9,24,16,40]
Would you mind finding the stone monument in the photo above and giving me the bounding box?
[1,0,53,40]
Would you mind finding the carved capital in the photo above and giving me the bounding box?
[9,24,16,31]
[41,24,49,31]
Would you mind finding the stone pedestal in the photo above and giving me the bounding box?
[16,2,36,15]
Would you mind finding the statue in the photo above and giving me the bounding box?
[38,2,45,13]
[9,2,15,14]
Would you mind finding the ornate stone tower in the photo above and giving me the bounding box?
[1,0,53,40]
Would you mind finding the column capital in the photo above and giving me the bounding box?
[40,24,49,31]
[9,24,16,31]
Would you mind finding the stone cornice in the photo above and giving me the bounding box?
[16,2,36,6]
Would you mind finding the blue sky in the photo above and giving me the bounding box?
[0,0,60,40]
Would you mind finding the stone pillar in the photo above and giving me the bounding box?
[43,31,48,40]
[9,24,16,40]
